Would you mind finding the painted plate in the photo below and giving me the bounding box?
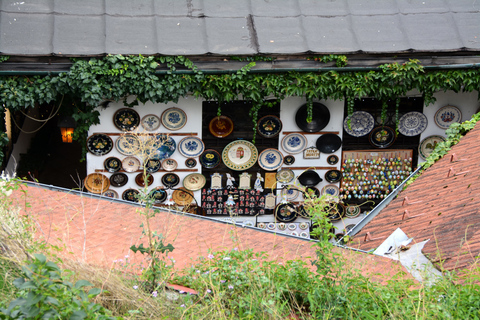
[110,173,128,187]
[434,105,462,129]
[104,157,122,173]
[343,111,375,137]
[257,115,282,138]
[326,202,344,221]
[419,135,446,160]
[209,116,234,138]
[144,158,161,173]
[178,137,205,158]
[275,203,298,223]
[147,135,176,160]
[113,108,140,131]
[122,156,141,173]
[305,186,320,198]
[325,170,342,183]
[162,173,180,188]
[199,149,221,169]
[344,205,361,218]
[122,189,140,202]
[102,189,118,199]
[84,173,110,194]
[185,158,197,168]
[162,158,178,171]
[286,187,300,201]
[150,188,167,204]
[276,169,295,183]
[135,173,154,187]
[172,187,194,206]
[183,173,206,191]
[141,114,161,131]
[369,126,396,148]
[398,111,428,136]
[222,140,258,171]
[281,133,307,154]
[161,107,187,131]
[283,155,295,166]
[327,155,339,165]
[321,184,340,197]
[87,134,113,156]
[258,148,283,171]
[115,134,141,156]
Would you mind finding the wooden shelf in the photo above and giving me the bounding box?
[95,168,198,173]
[282,131,339,135]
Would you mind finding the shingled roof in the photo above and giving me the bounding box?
[1,0,479,56]
[351,122,480,273]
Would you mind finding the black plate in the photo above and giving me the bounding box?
[87,134,113,156]
[104,157,122,173]
[275,203,298,223]
[326,202,344,221]
[122,189,140,202]
[257,115,282,138]
[144,159,161,173]
[327,155,339,165]
[298,170,322,187]
[369,126,396,148]
[150,188,167,204]
[162,173,180,188]
[295,102,330,133]
[297,204,310,218]
[199,149,221,169]
[316,134,342,154]
[113,108,140,131]
[283,155,295,166]
[109,173,128,187]
[325,169,342,183]
[305,186,320,198]
[185,158,197,168]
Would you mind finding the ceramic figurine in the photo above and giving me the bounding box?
[226,173,235,189]
[254,173,264,192]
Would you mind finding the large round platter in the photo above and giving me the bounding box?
[84,173,110,194]
[199,149,221,169]
[257,115,282,138]
[209,116,234,138]
[172,187,194,206]
[281,133,307,154]
[141,114,161,131]
[369,126,396,149]
[276,169,295,184]
[258,148,283,171]
[343,111,375,137]
[222,140,258,171]
[144,158,161,173]
[183,173,206,191]
[295,102,330,132]
[161,107,187,131]
[434,105,462,129]
[122,156,141,173]
[113,108,140,131]
[325,170,342,183]
[110,173,128,187]
[316,134,342,154]
[87,134,113,156]
[104,157,122,173]
[115,134,141,156]
[321,184,340,197]
[122,189,139,202]
[147,135,176,160]
[275,203,298,223]
[150,188,167,204]
[102,189,118,199]
[162,158,178,171]
[178,137,205,158]
[162,173,180,188]
[418,135,446,160]
[398,111,428,136]
[135,173,154,187]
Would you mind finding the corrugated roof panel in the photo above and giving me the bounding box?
[156,17,208,55]
[0,0,53,13]
[251,0,301,17]
[53,15,105,55]
[346,0,399,15]
[396,0,450,14]
[105,0,154,16]
[452,13,480,50]
[105,16,157,54]
[203,0,251,17]
[298,0,349,16]
[254,17,308,54]
[53,0,105,15]
[153,0,203,17]
[0,12,53,55]
[204,17,255,55]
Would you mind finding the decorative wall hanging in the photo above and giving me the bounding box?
[140,114,161,131]
[210,173,223,189]
[122,189,140,202]
[222,140,258,171]
[161,107,187,131]
[325,170,342,183]
[344,205,361,218]
[104,157,122,173]
[286,187,300,200]
[148,135,176,160]
[283,155,295,165]
[200,149,221,169]
[303,147,320,159]
[257,115,282,138]
[264,172,277,190]
[343,111,375,137]
[275,203,298,223]
[183,173,206,191]
[102,189,118,199]
[122,156,141,173]
[150,188,167,204]
[84,173,110,194]
[295,102,330,132]
[87,134,113,156]
[161,173,180,188]
[185,158,197,168]
[209,115,234,138]
[109,172,128,187]
[258,148,284,171]
[276,169,295,184]
[327,155,339,165]
[239,172,252,189]
[135,173,154,187]
[115,134,140,156]
[161,158,178,171]
[172,188,194,206]
[316,134,342,154]
[434,105,462,129]
[281,133,307,154]
[144,158,161,173]
[178,136,205,157]
[114,108,140,131]
[369,126,396,148]
[419,135,446,160]
[398,111,428,136]
[298,170,322,187]
[321,184,340,197]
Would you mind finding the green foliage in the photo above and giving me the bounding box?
[0,56,9,63]
[229,56,276,62]
[307,54,348,67]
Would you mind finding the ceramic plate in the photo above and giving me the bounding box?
[327,155,339,165]
[316,134,342,154]
[150,188,167,204]
[276,169,295,183]
[122,189,140,202]
[281,133,307,154]
[286,187,300,201]
[161,107,187,131]
[172,187,194,206]
[162,173,180,188]
[258,148,283,171]
[183,173,206,191]
[87,134,113,156]
[113,108,140,131]
[104,157,122,173]
[434,105,462,129]
[305,186,320,198]
[343,111,375,137]
[102,189,118,199]
[209,115,234,138]
[369,126,396,148]
[222,140,258,171]
[141,114,161,131]
[321,184,340,197]
[185,158,197,168]
[110,173,128,187]
[115,134,141,156]
[144,158,161,173]
[419,135,446,160]
[257,115,282,138]
[84,173,110,194]
[344,205,361,218]
[283,155,295,166]
[162,158,178,171]
[122,156,141,173]
[275,203,297,223]
[199,149,221,169]
[325,170,342,183]
[178,136,205,157]
[135,173,154,187]
[326,203,343,221]
[147,135,176,160]
[398,111,428,136]
[295,102,330,133]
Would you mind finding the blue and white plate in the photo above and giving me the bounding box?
[258,148,283,171]
[146,135,176,160]
[161,107,187,131]
[321,184,340,197]
[281,133,307,154]
[286,187,300,201]
[343,111,375,137]
[434,105,462,129]
[398,112,428,136]
[178,136,205,158]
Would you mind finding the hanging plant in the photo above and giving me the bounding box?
[381,101,388,127]
[395,98,400,134]
[306,99,313,123]
[248,103,262,143]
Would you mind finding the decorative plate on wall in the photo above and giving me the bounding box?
[115,134,141,156]
[257,115,282,138]
[276,169,295,184]
[102,189,118,199]
[286,187,300,201]
[199,149,221,169]
[147,135,176,160]
[209,115,234,138]
[344,205,361,218]
[150,188,167,204]
[122,189,140,202]
[84,173,110,194]
[295,102,330,132]
[87,134,113,156]
[283,155,295,165]
[104,157,122,173]
[172,187,194,206]
[122,156,141,173]
[321,184,340,197]
[343,111,375,137]
[135,173,154,187]
[398,111,428,136]
[434,105,462,129]
[113,108,140,131]
[418,135,446,160]
[298,170,322,187]
[258,148,283,171]
[325,170,342,183]
[183,173,206,191]
[185,158,197,168]
[275,203,298,223]
[316,134,342,154]
[110,173,128,187]
[141,114,161,131]
[178,136,205,158]
[222,140,258,171]
[162,158,178,171]
[369,126,396,148]
[327,155,339,165]
[161,173,180,188]
[144,159,161,173]
[281,133,307,154]
[161,107,187,131]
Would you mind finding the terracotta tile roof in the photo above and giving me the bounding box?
[12,183,409,282]
[351,123,480,273]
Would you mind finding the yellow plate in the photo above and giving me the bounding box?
[172,187,194,206]
[84,173,110,194]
